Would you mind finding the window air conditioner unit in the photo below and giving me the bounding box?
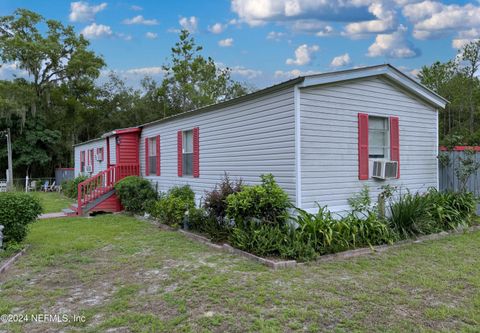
[85,165,93,173]
[372,160,398,179]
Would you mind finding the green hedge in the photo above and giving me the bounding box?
[62,175,88,199]
[114,176,157,213]
[151,185,195,228]
[0,192,42,244]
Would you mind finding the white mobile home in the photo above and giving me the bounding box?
[72,64,446,215]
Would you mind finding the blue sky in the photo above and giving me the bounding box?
[0,0,477,88]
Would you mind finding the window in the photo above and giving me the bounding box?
[96,147,104,161]
[148,137,157,175]
[80,151,85,172]
[368,116,389,159]
[182,130,193,176]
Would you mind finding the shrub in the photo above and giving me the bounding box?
[292,205,395,255]
[226,174,291,226]
[114,176,157,213]
[188,207,232,242]
[388,189,477,238]
[151,185,195,228]
[424,189,477,231]
[230,221,317,261]
[204,173,243,221]
[0,192,42,244]
[62,175,88,199]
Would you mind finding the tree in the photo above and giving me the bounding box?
[0,9,105,115]
[160,30,250,114]
[459,40,480,134]
[418,61,457,94]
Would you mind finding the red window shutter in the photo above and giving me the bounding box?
[177,131,183,177]
[80,151,85,163]
[193,127,200,178]
[145,138,149,176]
[156,135,161,176]
[390,116,400,178]
[358,113,369,180]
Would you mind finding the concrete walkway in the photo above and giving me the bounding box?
[38,212,67,219]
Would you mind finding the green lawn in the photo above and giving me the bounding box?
[30,191,74,213]
[1,215,480,332]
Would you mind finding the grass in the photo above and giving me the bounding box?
[29,191,74,213]
[1,214,480,332]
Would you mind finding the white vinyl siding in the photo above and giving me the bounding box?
[140,87,296,204]
[74,139,108,177]
[300,76,438,212]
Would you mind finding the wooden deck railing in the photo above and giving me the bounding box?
[77,164,139,214]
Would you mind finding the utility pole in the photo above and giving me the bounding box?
[6,128,13,190]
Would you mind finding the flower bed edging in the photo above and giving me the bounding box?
[0,246,28,275]
[179,229,297,269]
[134,214,480,268]
[315,224,480,263]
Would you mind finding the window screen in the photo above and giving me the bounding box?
[183,130,193,176]
[368,116,389,159]
[148,137,157,175]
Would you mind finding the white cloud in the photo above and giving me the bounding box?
[330,53,351,67]
[0,62,29,80]
[218,38,234,47]
[179,16,198,32]
[343,2,396,38]
[123,15,159,26]
[274,69,318,79]
[145,32,158,39]
[286,44,319,66]
[267,31,286,41]
[289,19,328,33]
[367,25,418,58]
[451,29,480,49]
[81,23,113,39]
[216,62,262,79]
[125,67,166,75]
[230,66,262,78]
[316,25,334,37]
[403,2,480,41]
[69,1,107,22]
[131,5,143,11]
[231,0,373,27]
[118,33,132,41]
[208,22,227,34]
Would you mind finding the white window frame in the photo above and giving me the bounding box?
[368,116,390,160]
[148,137,157,175]
[182,130,193,176]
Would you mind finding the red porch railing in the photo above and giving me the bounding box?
[77,164,139,215]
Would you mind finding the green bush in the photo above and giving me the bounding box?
[292,205,395,255]
[0,192,42,244]
[388,191,433,238]
[424,189,477,230]
[114,176,157,213]
[62,175,88,199]
[226,174,291,226]
[188,207,232,242]
[151,185,195,228]
[388,189,477,238]
[204,173,243,221]
[230,221,317,261]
